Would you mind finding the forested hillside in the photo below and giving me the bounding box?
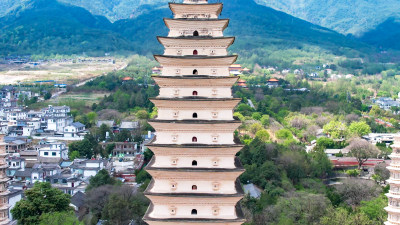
[0,0,133,56]
[360,18,400,50]
[256,0,400,36]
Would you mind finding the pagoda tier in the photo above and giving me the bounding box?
[144,196,243,219]
[157,36,235,56]
[165,18,229,37]
[153,76,238,98]
[386,136,400,225]
[150,98,240,120]
[149,120,241,145]
[147,144,243,166]
[169,3,223,19]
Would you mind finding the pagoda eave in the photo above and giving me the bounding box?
[154,55,237,66]
[169,3,223,17]
[153,75,238,87]
[150,98,241,109]
[147,144,243,156]
[157,36,235,48]
[164,18,230,30]
[148,120,241,132]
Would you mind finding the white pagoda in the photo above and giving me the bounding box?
[143,0,245,224]
[386,135,400,225]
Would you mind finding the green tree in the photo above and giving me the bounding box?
[11,182,71,225]
[349,121,371,137]
[86,169,119,191]
[69,151,80,160]
[102,194,131,225]
[260,114,270,126]
[323,120,348,139]
[255,129,270,142]
[86,112,98,127]
[39,211,83,225]
[359,195,387,224]
[44,92,52,100]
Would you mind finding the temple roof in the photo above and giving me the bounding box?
[164,18,229,30]
[154,55,237,66]
[169,3,223,16]
[157,36,235,47]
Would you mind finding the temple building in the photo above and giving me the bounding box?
[0,134,10,224]
[143,0,245,224]
[386,135,400,225]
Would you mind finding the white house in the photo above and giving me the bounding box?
[37,142,68,161]
[46,116,73,133]
[71,159,107,178]
[64,122,86,138]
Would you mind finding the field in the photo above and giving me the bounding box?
[47,92,110,106]
[0,58,127,85]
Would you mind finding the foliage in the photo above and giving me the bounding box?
[86,169,120,191]
[323,120,348,139]
[346,138,380,169]
[335,179,381,206]
[346,169,361,177]
[11,182,71,225]
[348,121,371,137]
[39,211,83,225]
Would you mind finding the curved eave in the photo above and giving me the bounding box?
[157,36,235,48]
[154,55,237,66]
[153,75,238,87]
[150,97,241,101]
[164,18,230,30]
[169,3,223,16]
[149,119,241,124]
[147,143,244,148]
[145,156,244,172]
[144,203,245,223]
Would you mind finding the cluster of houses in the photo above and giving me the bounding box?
[0,131,148,222]
[0,104,87,139]
[373,96,400,111]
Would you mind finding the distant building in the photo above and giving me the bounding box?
[36,142,68,163]
[374,97,400,110]
[237,79,247,88]
[101,142,139,157]
[63,122,86,138]
[229,64,242,75]
[267,78,279,88]
[152,67,162,75]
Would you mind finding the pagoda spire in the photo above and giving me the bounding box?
[143,0,245,224]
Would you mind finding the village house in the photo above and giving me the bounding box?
[267,78,280,88]
[229,64,243,75]
[6,156,26,177]
[36,141,68,163]
[70,159,110,178]
[63,122,86,138]
[374,97,400,111]
[101,142,139,157]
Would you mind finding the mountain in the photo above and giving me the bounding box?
[114,0,375,66]
[0,0,133,56]
[360,18,400,50]
[0,0,388,67]
[255,0,400,36]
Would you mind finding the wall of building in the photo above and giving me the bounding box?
[154,132,234,145]
[151,179,236,194]
[162,66,230,76]
[157,109,233,120]
[158,87,232,98]
[153,156,236,168]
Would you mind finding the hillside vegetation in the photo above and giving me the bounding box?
[256,0,400,36]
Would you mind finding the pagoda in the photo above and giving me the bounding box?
[386,135,400,225]
[143,0,245,224]
[0,134,10,225]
